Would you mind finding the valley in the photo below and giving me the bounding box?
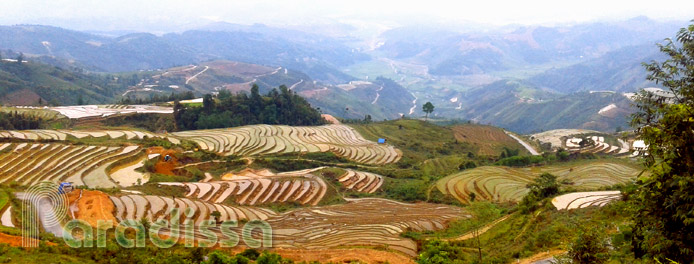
[0,9,691,264]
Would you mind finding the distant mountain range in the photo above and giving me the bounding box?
[375,16,681,77]
[0,23,368,84]
[0,17,687,133]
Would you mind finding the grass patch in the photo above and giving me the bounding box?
[0,189,8,210]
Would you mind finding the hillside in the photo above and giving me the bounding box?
[528,44,663,93]
[459,81,633,133]
[127,60,414,120]
[376,17,681,77]
[0,59,129,105]
[0,24,366,84]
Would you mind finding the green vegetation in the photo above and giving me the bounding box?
[119,91,195,105]
[102,113,175,132]
[629,22,694,263]
[0,111,45,129]
[0,58,137,106]
[519,173,560,213]
[174,84,326,130]
[416,200,637,264]
[422,101,434,121]
[0,189,8,210]
[350,119,476,164]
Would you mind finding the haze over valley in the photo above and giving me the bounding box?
[0,1,693,263]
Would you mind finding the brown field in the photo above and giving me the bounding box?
[0,89,41,106]
[451,124,523,155]
[97,195,464,257]
[147,147,179,175]
[204,60,274,77]
[68,190,117,228]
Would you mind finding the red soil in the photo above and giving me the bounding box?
[147,147,179,175]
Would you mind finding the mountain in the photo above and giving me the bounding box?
[527,44,663,93]
[123,60,413,120]
[0,25,198,72]
[456,80,633,133]
[0,58,130,105]
[376,17,682,76]
[0,24,368,84]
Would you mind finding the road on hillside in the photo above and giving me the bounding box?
[505,131,540,155]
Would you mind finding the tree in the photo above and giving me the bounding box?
[16,53,23,65]
[417,240,467,264]
[519,172,559,213]
[630,22,694,263]
[203,94,215,113]
[210,211,222,224]
[565,228,609,264]
[422,102,435,121]
[527,172,560,198]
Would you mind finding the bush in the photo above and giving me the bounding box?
[417,240,468,264]
[566,228,609,264]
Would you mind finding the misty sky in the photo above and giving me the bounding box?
[0,0,692,32]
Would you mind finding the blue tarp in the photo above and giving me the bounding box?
[377,138,386,144]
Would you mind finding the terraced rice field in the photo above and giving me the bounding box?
[159,175,327,206]
[0,129,181,144]
[565,136,630,155]
[0,107,66,120]
[451,125,524,155]
[530,129,601,149]
[0,143,142,188]
[266,198,464,257]
[169,124,401,164]
[48,105,173,119]
[337,169,383,193]
[0,129,161,140]
[108,194,276,224]
[436,161,640,203]
[104,196,463,257]
[552,191,621,210]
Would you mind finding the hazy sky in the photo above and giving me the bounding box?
[0,0,692,32]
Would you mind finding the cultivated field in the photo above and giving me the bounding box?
[49,105,173,119]
[551,191,622,210]
[160,167,384,205]
[266,198,464,257]
[436,161,640,203]
[97,195,464,257]
[0,129,160,140]
[0,142,142,188]
[107,194,277,225]
[0,107,66,120]
[564,136,630,155]
[530,129,602,149]
[337,169,383,193]
[169,124,401,164]
[451,125,527,155]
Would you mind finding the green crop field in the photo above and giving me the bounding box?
[436,160,642,203]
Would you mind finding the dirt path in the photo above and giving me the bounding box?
[505,131,540,155]
[518,249,566,264]
[408,93,418,115]
[185,66,209,84]
[446,215,511,241]
[371,85,384,104]
[289,79,304,90]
